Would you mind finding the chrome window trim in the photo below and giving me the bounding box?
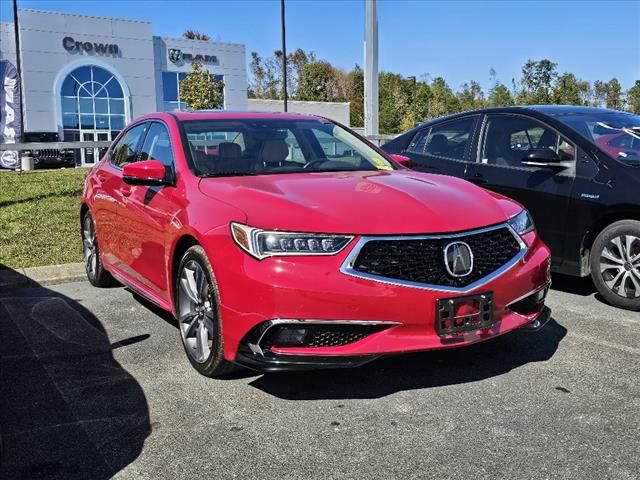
[339,223,528,294]
[249,318,401,356]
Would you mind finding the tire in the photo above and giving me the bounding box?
[590,220,640,311]
[82,211,117,287]
[174,246,237,377]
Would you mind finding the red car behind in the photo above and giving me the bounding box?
[81,111,551,376]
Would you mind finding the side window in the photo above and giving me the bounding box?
[111,123,146,168]
[139,122,175,168]
[422,117,476,161]
[406,129,430,154]
[481,115,576,168]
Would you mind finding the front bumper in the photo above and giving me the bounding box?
[234,305,552,372]
[202,225,552,371]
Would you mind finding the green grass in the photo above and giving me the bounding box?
[0,168,87,269]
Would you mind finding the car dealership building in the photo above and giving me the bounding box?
[0,9,247,165]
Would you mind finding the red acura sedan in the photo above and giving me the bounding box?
[81,111,552,376]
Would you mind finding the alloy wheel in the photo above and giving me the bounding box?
[177,260,215,363]
[83,215,98,279]
[599,234,640,299]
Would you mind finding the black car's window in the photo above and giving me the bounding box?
[139,122,175,168]
[407,117,475,161]
[111,123,146,168]
[481,115,575,168]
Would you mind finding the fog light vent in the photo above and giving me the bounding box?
[262,324,387,349]
[510,286,549,315]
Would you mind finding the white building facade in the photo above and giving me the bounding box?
[0,9,247,164]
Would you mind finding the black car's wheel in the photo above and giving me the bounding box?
[590,220,640,311]
[175,246,236,377]
[82,211,116,287]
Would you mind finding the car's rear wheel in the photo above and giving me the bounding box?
[82,211,116,287]
[590,220,640,311]
[175,246,236,377]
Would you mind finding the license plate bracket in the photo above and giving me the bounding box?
[436,292,494,336]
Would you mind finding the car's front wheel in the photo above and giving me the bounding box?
[82,211,116,287]
[175,246,236,377]
[590,220,640,311]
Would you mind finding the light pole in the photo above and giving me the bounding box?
[408,75,417,126]
[364,0,378,136]
[281,0,288,112]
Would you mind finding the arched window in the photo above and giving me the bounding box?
[60,65,127,141]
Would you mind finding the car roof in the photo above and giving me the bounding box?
[171,110,323,122]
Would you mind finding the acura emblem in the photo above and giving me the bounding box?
[168,48,182,63]
[444,241,474,277]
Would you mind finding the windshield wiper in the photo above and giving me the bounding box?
[200,171,258,178]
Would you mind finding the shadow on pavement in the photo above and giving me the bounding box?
[550,272,596,296]
[0,266,150,480]
[249,318,567,400]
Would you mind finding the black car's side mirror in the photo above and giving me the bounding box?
[521,149,567,169]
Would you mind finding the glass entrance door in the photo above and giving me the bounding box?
[81,131,111,166]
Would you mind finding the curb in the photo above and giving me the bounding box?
[0,263,86,289]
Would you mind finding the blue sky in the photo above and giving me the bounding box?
[1,0,639,91]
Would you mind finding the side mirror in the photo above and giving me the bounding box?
[123,160,170,185]
[389,154,412,168]
[521,149,567,169]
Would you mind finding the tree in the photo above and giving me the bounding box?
[296,62,337,102]
[605,78,623,110]
[627,80,640,114]
[457,80,485,111]
[552,72,591,105]
[517,59,558,104]
[179,62,224,110]
[183,30,210,41]
[487,83,514,107]
[415,81,432,121]
[346,65,364,127]
[429,77,459,117]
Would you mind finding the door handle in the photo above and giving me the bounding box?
[121,185,132,197]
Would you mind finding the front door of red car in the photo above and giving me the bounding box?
[123,121,181,302]
[94,122,148,271]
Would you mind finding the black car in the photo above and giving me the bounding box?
[382,106,640,311]
[24,132,75,168]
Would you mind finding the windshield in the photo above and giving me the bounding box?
[182,118,395,176]
[553,111,640,166]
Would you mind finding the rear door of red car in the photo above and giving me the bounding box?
[122,121,181,302]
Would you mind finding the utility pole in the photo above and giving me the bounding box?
[12,0,24,140]
[281,0,288,112]
[408,76,417,126]
[364,0,378,136]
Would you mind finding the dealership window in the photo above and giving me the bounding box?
[162,71,224,112]
[60,65,127,142]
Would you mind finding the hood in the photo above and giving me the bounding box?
[198,170,518,235]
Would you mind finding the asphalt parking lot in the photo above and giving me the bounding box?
[1,275,638,480]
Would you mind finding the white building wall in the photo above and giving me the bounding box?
[0,22,17,65]
[154,37,247,111]
[248,99,351,126]
[15,9,157,133]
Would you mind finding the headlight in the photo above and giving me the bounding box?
[231,223,353,259]
[508,209,535,235]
